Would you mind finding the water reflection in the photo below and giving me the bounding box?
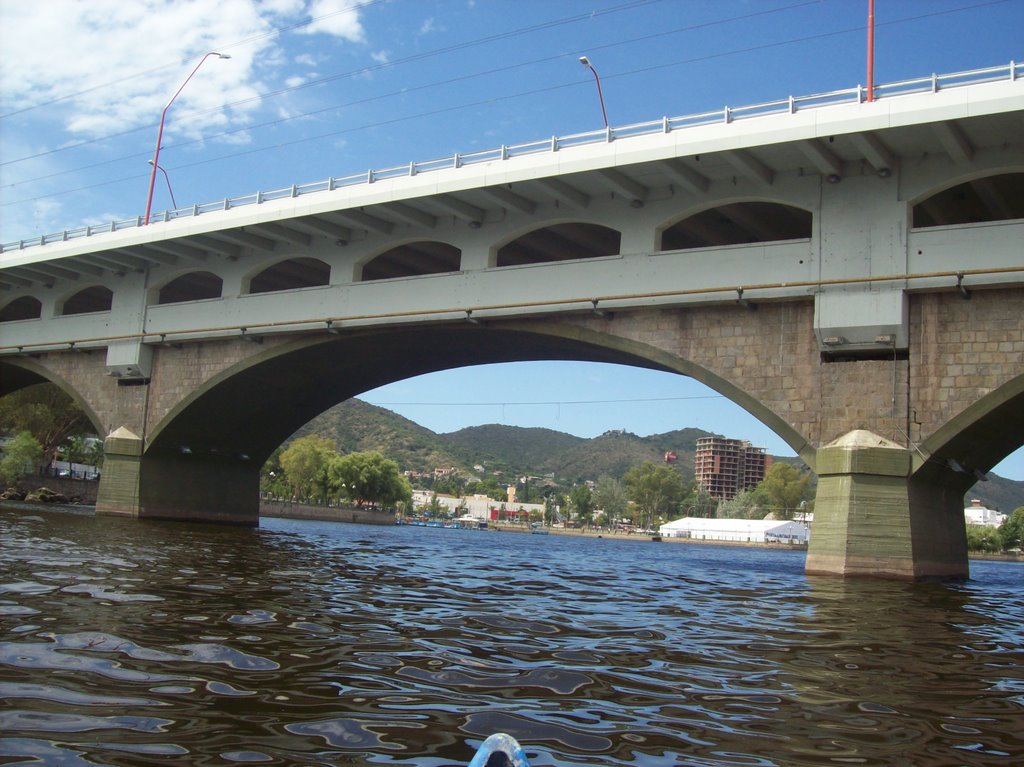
[0,507,1021,766]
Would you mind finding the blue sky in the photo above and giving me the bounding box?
[1,0,1022,479]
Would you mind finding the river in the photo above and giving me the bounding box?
[1,506,1021,766]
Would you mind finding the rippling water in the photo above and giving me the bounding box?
[1,506,1022,766]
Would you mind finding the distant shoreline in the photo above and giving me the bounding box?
[3,500,1021,562]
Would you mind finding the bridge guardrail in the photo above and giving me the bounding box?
[2,62,1019,255]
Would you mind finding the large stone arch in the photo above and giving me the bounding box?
[0,357,105,435]
[133,315,812,524]
[913,372,1024,486]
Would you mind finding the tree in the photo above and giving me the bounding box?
[755,462,812,519]
[0,431,43,485]
[328,451,412,510]
[569,484,594,528]
[279,435,337,502]
[0,384,92,468]
[966,524,1003,553]
[63,435,103,468]
[595,475,628,526]
[624,461,686,529]
[717,489,764,520]
[1000,507,1024,550]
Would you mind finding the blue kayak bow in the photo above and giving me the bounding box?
[467,733,532,767]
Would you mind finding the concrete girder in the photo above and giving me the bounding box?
[432,194,487,223]
[332,209,395,234]
[723,149,774,187]
[250,223,313,247]
[1,271,39,287]
[210,229,277,252]
[534,178,590,209]
[933,121,974,165]
[9,264,77,283]
[383,202,438,229]
[146,240,209,262]
[187,236,244,259]
[483,186,537,215]
[291,216,353,242]
[115,247,179,267]
[798,139,844,177]
[849,132,896,174]
[596,168,649,202]
[658,159,710,194]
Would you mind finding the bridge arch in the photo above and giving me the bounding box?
[57,285,113,316]
[493,222,621,268]
[0,357,104,435]
[910,170,1024,227]
[0,295,42,322]
[136,318,812,523]
[245,256,331,295]
[149,271,224,305]
[658,200,813,251]
[913,371,1024,487]
[358,240,462,281]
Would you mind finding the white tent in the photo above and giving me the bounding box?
[659,517,809,544]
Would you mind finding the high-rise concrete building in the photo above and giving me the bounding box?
[694,437,770,500]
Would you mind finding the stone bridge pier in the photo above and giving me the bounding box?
[5,287,1021,581]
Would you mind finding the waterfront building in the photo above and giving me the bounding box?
[659,517,809,544]
[694,437,771,500]
[964,498,1006,528]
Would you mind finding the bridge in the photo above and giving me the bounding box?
[2,64,1022,580]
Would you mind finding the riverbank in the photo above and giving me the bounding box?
[3,500,1021,562]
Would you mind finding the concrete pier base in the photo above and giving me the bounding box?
[95,426,143,518]
[806,430,968,581]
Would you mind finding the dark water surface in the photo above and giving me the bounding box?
[1,508,1021,766]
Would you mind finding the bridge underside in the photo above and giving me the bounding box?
[134,324,678,525]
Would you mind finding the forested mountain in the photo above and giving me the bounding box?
[292,399,1024,511]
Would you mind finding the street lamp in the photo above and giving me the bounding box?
[144,51,230,225]
[147,160,177,210]
[578,55,609,131]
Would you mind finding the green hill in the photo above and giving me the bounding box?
[290,399,1024,510]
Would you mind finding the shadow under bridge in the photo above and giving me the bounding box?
[139,322,704,525]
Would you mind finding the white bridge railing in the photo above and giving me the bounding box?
[2,62,1020,255]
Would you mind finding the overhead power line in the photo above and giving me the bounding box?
[368,395,725,407]
[0,0,1010,211]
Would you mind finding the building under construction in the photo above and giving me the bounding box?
[694,437,771,500]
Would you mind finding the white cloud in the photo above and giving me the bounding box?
[371,50,391,64]
[299,0,366,42]
[419,17,437,35]
[0,0,369,141]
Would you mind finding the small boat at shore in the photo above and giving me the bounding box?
[467,733,531,767]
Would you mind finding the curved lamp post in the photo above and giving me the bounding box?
[147,160,177,210]
[578,55,609,130]
[144,51,230,225]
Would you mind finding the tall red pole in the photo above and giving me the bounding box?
[866,0,875,102]
[144,52,229,226]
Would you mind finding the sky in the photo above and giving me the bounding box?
[1,0,1022,479]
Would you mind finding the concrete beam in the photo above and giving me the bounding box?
[724,149,774,187]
